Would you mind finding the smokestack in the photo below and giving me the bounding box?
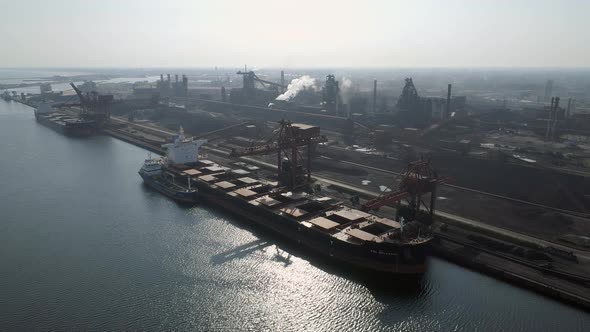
[445,84,452,119]
[280,70,285,92]
[160,74,164,82]
[567,98,572,118]
[545,97,554,141]
[175,74,179,83]
[551,97,560,141]
[373,80,377,114]
[167,74,171,82]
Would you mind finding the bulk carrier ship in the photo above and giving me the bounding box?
[33,83,113,137]
[34,103,97,137]
[140,123,440,274]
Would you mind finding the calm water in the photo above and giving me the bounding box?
[0,100,588,331]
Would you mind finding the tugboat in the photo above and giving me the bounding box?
[138,127,206,204]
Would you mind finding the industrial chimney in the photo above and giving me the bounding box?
[182,75,188,97]
[445,84,452,119]
[373,80,377,114]
[280,70,285,93]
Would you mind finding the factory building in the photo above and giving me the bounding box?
[396,78,466,127]
[133,73,188,100]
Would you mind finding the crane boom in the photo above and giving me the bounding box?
[360,159,444,221]
[70,83,85,102]
[68,82,113,125]
[230,142,280,157]
[361,191,409,212]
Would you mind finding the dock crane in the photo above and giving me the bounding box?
[70,83,113,126]
[361,160,444,224]
[230,120,327,189]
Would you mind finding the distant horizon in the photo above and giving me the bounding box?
[2,66,590,71]
[2,0,590,68]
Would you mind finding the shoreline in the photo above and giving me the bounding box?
[100,117,590,312]
[10,99,590,312]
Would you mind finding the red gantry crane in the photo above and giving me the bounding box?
[361,160,445,223]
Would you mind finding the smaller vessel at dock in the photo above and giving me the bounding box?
[139,155,198,204]
[138,127,206,204]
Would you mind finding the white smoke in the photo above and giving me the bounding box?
[276,75,318,101]
[339,77,355,104]
[340,77,353,90]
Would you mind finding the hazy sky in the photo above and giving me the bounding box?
[1,0,589,68]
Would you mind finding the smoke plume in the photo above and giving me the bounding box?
[339,77,355,104]
[340,77,353,90]
[276,75,318,101]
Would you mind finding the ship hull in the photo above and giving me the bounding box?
[35,111,96,137]
[193,180,430,274]
[139,172,198,204]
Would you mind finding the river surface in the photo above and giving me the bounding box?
[0,99,588,331]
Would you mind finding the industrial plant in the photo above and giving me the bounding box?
[3,66,590,310]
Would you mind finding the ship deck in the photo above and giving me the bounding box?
[169,158,432,247]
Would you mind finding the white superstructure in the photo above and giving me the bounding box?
[161,126,207,165]
[140,154,162,176]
